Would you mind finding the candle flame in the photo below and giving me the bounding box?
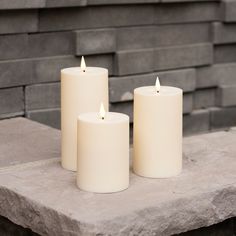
[155,76,160,93]
[99,103,106,120]
[81,56,86,72]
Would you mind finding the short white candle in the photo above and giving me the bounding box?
[133,77,183,178]
[61,57,109,171]
[77,104,129,193]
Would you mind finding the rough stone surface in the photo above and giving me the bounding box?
[155,2,220,24]
[214,45,236,64]
[196,63,236,89]
[39,6,154,32]
[29,32,75,58]
[0,59,33,88]
[45,0,86,7]
[216,85,236,107]
[25,83,60,110]
[154,44,213,71]
[212,22,236,44]
[0,118,236,236]
[115,49,154,76]
[222,0,236,22]
[0,0,45,9]
[76,29,116,55]
[0,118,60,168]
[109,69,196,102]
[0,10,38,34]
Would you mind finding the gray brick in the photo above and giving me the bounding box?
[161,0,219,2]
[39,6,154,32]
[155,23,210,47]
[216,85,236,107]
[0,87,24,117]
[29,32,75,58]
[25,83,60,110]
[183,109,210,136]
[109,69,196,102]
[76,29,116,55]
[32,56,79,84]
[88,0,159,4]
[222,0,236,23]
[26,108,61,129]
[183,93,193,114]
[117,26,155,50]
[114,49,154,76]
[117,24,210,51]
[155,2,220,24]
[0,34,28,60]
[197,63,236,89]
[110,102,133,122]
[0,59,33,88]
[45,0,86,7]
[194,88,216,109]
[154,43,213,71]
[212,22,236,45]
[0,10,38,34]
[196,66,219,89]
[214,45,236,63]
[210,107,236,129]
[0,0,45,9]
[32,54,113,84]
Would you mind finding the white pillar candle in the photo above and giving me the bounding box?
[61,57,109,171]
[77,104,129,193]
[133,77,183,178]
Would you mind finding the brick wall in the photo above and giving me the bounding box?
[1,0,236,135]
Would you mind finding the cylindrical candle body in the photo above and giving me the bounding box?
[61,67,108,171]
[133,86,183,178]
[77,112,129,193]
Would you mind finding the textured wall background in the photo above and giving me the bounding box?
[1,0,236,136]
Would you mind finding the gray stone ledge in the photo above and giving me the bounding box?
[0,118,235,235]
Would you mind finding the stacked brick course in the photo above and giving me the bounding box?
[1,0,236,135]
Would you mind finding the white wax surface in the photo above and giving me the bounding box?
[133,85,183,178]
[77,112,129,193]
[61,67,109,171]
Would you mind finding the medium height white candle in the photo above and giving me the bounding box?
[77,104,129,193]
[133,77,183,178]
[61,57,109,171]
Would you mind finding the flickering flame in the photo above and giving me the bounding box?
[155,76,160,93]
[99,103,106,120]
[81,56,86,72]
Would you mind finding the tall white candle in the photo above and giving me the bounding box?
[77,104,129,193]
[61,57,109,171]
[133,77,183,178]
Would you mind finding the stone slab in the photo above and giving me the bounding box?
[0,118,60,168]
[0,121,236,235]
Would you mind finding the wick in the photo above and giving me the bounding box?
[157,91,160,94]
[102,117,105,120]
[83,70,85,72]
